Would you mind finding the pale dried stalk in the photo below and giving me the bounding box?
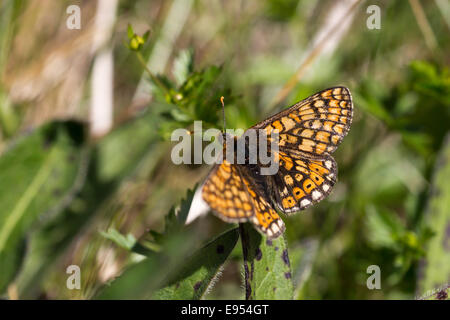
[89,0,119,138]
[409,0,438,51]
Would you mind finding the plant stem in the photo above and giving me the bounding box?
[238,223,252,300]
[269,0,362,109]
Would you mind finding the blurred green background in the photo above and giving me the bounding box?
[0,0,449,300]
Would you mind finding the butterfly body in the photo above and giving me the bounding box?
[202,87,353,239]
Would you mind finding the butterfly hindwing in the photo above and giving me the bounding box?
[237,165,285,238]
[269,153,337,214]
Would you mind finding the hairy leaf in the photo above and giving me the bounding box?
[418,134,450,297]
[153,227,239,299]
[0,121,86,294]
[240,223,294,300]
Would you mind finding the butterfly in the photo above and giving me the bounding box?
[202,87,353,239]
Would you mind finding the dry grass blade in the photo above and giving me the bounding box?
[409,0,438,51]
[269,0,362,109]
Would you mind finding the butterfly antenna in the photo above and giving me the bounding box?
[220,96,226,133]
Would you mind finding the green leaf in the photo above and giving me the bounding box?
[263,0,301,21]
[14,110,164,298]
[100,228,137,251]
[127,24,134,39]
[289,238,319,299]
[96,108,162,182]
[409,61,450,105]
[418,133,450,294]
[240,223,294,300]
[365,205,405,250]
[163,65,231,128]
[95,186,199,299]
[177,185,196,225]
[354,85,393,126]
[173,49,194,87]
[142,30,151,43]
[153,227,239,299]
[95,232,196,300]
[0,121,87,293]
[159,184,197,241]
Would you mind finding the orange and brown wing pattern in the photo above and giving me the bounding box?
[253,86,353,158]
[253,87,352,214]
[269,152,337,214]
[202,87,353,238]
[202,160,285,238]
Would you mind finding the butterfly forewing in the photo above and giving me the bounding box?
[253,86,352,157]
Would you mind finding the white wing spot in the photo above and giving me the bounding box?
[277,219,284,228]
[312,190,322,201]
[300,199,311,207]
[271,222,280,233]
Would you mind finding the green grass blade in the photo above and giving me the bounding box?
[417,134,450,298]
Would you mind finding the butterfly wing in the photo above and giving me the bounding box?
[253,87,352,214]
[203,87,353,235]
[269,153,337,214]
[202,160,285,238]
[253,86,352,156]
